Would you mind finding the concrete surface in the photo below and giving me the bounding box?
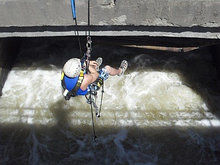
[0,0,220,38]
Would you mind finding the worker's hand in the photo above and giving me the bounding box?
[89,61,98,67]
[81,61,86,70]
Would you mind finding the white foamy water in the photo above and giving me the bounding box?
[0,66,219,128]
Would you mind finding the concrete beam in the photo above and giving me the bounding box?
[0,26,220,39]
[0,0,220,38]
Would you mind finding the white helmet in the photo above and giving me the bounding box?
[63,58,81,78]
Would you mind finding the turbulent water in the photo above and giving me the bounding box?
[0,37,220,165]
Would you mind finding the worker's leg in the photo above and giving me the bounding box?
[104,60,128,76]
[104,65,121,76]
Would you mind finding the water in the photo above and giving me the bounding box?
[0,37,220,165]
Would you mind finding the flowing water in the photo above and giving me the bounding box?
[0,37,220,165]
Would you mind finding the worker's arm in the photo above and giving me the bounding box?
[88,61,99,81]
[80,61,99,90]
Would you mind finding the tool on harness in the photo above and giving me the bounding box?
[85,76,104,118]
[84,57,106,117]
[90,77,103,95]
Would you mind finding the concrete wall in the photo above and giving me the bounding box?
[0,0,220,38]
[0,39,20,96]
[1,0,220,27]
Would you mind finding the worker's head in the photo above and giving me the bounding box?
[63,58,81,78]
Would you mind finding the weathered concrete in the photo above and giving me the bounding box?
[0,0,220,38]
[0,38,20,96]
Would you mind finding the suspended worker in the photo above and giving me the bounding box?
[61,57,128,100]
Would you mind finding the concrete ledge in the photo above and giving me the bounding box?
[0,25,220,39]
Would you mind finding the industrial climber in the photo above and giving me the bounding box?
[61,57,128,100]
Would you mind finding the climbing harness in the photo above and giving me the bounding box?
[69,0,105,140]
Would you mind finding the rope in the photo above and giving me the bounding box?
[99,81,104,116]
[89,91,97,140]
[70,0,76,19]
[70,0,83,57]
[85,0,97,140]
[70,0,98,141]
[88,0,91,37]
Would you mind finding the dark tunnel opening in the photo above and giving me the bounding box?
[1,36,220,113]
[0,36,220,165]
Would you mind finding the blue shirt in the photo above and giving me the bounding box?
[64,75,88,95]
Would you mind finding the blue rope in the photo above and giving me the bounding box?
[71,0,76,19]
